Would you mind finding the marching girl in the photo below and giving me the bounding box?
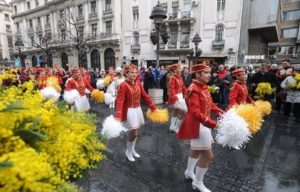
[115,64,157,162]
[64,68,95,111]
[177,63,223,192]
[227,68,254,109]
[167,64,187,133]
[105,67,125,108]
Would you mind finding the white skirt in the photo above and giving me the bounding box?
[126,107,145,129]
[74,95,90,112]
[190,124,214,150]
[172,93,188,112]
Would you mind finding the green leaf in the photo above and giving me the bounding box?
[0,160,13,170]
[0,101,24,112]
[14,129,46,150]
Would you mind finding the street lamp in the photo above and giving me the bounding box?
[189,33,202,68]
[14,36,24,68]
[150,1,167,68]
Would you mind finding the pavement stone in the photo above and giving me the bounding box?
[77,102,300,192]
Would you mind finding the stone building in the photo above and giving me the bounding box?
[0,0,15,66]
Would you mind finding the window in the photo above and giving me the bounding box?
[278,46,296,55]
[169,25,178,48]
[161,2,168,12]
[16,22,19,30]
[215,24,224,41]
[105,0,112,11]
[6,25,11,32]
[181,24,190,48]
[61,30,66,41]
[78,4,83,17]
[35,0,39,7]
[132,6,139,29]
[92,24,97,37]
[133,31,139,45]
[59,9,65,21]
[91,1,96,15]
[78,26,84,38]
[7,36,13,47]
[27,1,31,10]
[106,21,112,34]
[283,10,300,21]
[282,28,298,38]
[39,35,43,44]
[30,36,35,46]
[183,0,192,17]
[29,20,33,28]
[217,0,225,11]
[37,17,41,27]
[5,14,9,21]
[282,0,300,2]
[14,6,17,14]
[46,14,50,25]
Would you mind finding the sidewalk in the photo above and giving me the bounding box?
[77,102,300,192]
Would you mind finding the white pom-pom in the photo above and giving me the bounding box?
[96,79,105,89]
[101,115,127,139]
[104,93,116,105]
[41,87,60,101]
[216,109,251,149]
[173,93,188,112]
[63,89,80,104]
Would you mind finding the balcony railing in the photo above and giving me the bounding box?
[168,43,177,49]
[89,12,97,18]
[77,15,84,21]
[212,39,225,49]
[131,44,140,53]
[180,41,189,48]
[103,8,113,15]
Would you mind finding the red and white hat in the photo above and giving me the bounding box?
[232,68,245,77]
[191,63,211,73]
[169,63,180,70]
[124,64,137,73]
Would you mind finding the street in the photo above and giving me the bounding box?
[77,101,300,192]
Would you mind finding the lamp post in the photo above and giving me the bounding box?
[150,1,167,68]
[189,33,202,68]
[14,36,24,68]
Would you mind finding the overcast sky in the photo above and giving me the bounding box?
[6,0,11,3]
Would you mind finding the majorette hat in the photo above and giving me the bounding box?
[169,63,180,70]
[191,63,211,73]
[232,68,245,76]
[71,67,80,74]
[124,64,137,73]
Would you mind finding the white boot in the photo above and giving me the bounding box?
[174,119,183,133]
[132,138,140,158]
[112,102,115,108]
[232,145,240,150]
[125,141,135,162]
[169,117,177,132]
[184,157,198,180]
[192,167,211,192]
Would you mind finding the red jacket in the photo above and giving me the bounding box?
[227,81,254,109]
[37,75,48,89]
[167,74,187,105]
[177,80,223,139]
[115,80,157,122]
[54,69,64,85]
[64,77,94,96]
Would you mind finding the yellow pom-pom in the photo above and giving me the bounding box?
[91,89,104,103]
[255,100,272,116]
[234,104,263,135]
[294,73,300,81]
[146,108,169,124]
[255,82,275,99]
[208,85,219,94]
[46,77,61,92]
[103,76,112,86]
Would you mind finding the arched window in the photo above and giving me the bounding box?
[104,48,115,71]
[215,24,224,42]
[91,49,100,70]
[61,52,68,71]
[32,56,37,67]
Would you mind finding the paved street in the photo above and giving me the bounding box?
[77,102,300,192]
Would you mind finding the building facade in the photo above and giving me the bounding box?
[0,0,15,66]
[11,0,122,70]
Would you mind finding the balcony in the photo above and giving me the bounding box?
[167,11,194,22]
[131,44,140,53]
[76,15,85,25]
[57,20,66,29]
[180,41,190,48]
[44,24,51,30]
[6,29,12,33]
[102,9,113,20]
[27,28,34,34]
[36,26,43,34]
[212,40,225,49]
[88,12,99,23]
